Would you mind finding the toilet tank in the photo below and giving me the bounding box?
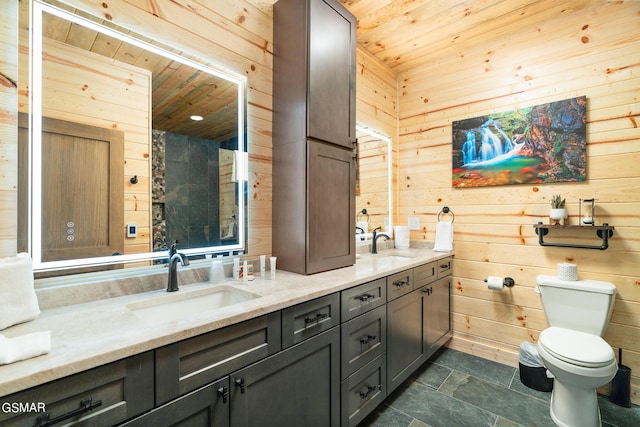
[536,275,616,336]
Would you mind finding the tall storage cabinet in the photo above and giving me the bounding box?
[273,0,357,274]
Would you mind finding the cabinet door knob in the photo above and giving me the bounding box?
[235,378,246,394]
[218,386,229,403]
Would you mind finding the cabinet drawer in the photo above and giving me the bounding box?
[341,305,386,379]
[414,261,437,287]
[437,257,452,278]
[386,268,414,301]
[155,312,281,405]
[340,354,386,427]
[341,277,386,321]
[0,352,153,427]
[282,292,340,348]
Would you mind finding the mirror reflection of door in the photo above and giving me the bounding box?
[18,114,124,263]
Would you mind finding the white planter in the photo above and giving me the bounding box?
[550,208,567,221]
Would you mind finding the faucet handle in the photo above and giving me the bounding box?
[169,240,179,257]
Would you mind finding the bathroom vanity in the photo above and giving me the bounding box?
[0,249,452,427]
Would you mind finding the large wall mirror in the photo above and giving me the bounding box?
[18,0,247,274]
[355,125,392,240]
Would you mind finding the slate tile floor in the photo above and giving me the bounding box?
[360,348,640,427]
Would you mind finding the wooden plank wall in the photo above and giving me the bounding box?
[17,31,152,256]
[396,1,640,403]
[0,0,18,256]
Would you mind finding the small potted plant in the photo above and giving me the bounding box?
[550,194,567,224]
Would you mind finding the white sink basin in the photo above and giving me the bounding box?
[127,285,261,323]
[379,250,418,258]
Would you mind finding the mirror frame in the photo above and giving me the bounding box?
[355,124,393,234]
[27,0,248,272]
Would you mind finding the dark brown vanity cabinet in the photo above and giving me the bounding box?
[272,0,357,274]
[386,259,453,395]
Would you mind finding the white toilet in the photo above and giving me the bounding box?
[536,275,618,427]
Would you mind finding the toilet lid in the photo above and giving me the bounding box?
[539,327,615,368]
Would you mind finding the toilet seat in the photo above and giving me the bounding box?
[539,327,614,368]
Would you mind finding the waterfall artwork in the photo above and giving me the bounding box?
[452,96,587,188]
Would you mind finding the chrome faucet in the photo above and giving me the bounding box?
[167,240,190,292]
[372,227,390,254]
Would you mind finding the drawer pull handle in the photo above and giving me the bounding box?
[356,293,375,302]
[359,384,381,399]
[235,378,246,394]
[218,385,229,403]
[34,397,102,427]
[394,280,409,288]
[304,312,328,325]
[359,334,377,345]
[422,286,433,295]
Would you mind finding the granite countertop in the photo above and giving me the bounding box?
[0,247,452,397]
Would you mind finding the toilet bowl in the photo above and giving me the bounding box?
[535,275,617,427]
[538,327,617,427]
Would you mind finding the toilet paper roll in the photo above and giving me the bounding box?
[486,276,504,291]
[557,263,578,281]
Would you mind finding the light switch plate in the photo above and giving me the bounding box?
[408,217,420,230]
[126,223,137,238]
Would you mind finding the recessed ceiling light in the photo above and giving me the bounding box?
[190,115,204,121]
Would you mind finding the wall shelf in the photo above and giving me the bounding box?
[534,222,615,250]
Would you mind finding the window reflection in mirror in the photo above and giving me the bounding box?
[18,0,247,274]
[355,126,392,238]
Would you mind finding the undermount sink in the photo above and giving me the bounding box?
[127,285,261,323]
[379,250,418,258]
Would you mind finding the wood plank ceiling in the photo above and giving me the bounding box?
[340,0,594,73]
[28,0,239,141]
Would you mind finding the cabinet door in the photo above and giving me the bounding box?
[423,276,452,359]
[307,141,355,273]
[121,378,229,427]
[308,0,356,148]
[230,327,340,427]
[386,289,425,394]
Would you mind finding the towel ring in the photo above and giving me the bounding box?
[438,206,455,223]
[357,208,370,223]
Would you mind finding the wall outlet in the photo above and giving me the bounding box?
[408,217,420,230]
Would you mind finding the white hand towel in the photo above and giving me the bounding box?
[0,331,51,365]
[433,222,454,252]
[0,253,40,330]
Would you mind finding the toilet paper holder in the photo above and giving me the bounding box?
[484,277,515,287]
